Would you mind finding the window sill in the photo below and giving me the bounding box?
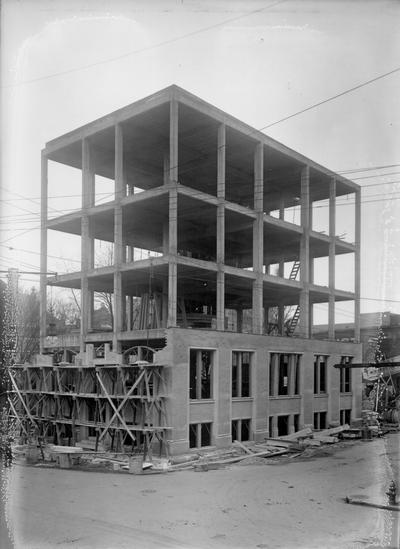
[313,393,329,398]
[269,395,301,399]
[340,392,353,396]
[189,399,215,404]
[232,397,253,401]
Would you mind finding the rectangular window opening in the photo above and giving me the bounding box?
[189,349,214,400]
[232,351,252,398]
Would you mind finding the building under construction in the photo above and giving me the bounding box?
[13,86,363,455]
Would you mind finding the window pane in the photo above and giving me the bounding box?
[189,350,197,399]
[294,355,300,395]
[269,354,275,396]
[201,351,212,399]
[268,416,273,437]
[314,358,318,393]
[232,362,238,397]
[241,419,250,441]
[232,420,238,442]
[201,423,211,446]
[241,363,250,397]
[277,415,289,436]
[278,356,288,395]
[319,358,326,392]
[189,424,197,448]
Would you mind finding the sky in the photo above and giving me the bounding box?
[1,0,400,324]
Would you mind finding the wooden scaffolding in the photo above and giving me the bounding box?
[7,357,170,460]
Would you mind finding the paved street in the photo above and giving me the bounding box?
[1,435,399,549]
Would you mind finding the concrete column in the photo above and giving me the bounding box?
[167,98,178,327]
[237,306,243,333]
[113,124,124,351]
[40,151,48,353]
[354,190,361,342]
[302,351,315,427]
[216,124,226,330]
[169,98,179,184]
[271,353,279,397]
[288,414,295,435]
[162,278,168,328]
[288,354,296,396]
[299,166,310,338]
[278,303,285,335]
[81,139,95,353]
[271,415,278,438]
[328,178,336,340]
[163,153,170,186]
[279,197,285,220]
[252,142,264,334]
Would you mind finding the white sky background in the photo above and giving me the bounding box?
[1,0,399,324]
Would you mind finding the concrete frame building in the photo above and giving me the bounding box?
[39,85,362,454]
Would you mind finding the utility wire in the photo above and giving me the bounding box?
[1,0,287,89]
[261,66,400,129]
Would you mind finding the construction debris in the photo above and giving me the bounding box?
[8,417,397,474]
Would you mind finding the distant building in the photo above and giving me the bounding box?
[314,311,400,361]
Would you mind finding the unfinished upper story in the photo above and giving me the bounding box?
[39,85,361,354]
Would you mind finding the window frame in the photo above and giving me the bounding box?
[232,350,253,398]
[189,422,213,449]
[269,352,302,397]
[314,355,328,394]
[189,348,215,400]
[340,356,353,393]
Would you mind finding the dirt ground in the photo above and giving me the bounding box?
[1,434,399,549]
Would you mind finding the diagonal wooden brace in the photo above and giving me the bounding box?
[95,371,138,445]
[8,396,29,435]
[8,370,38,428]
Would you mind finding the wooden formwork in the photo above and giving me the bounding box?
[7,357,170,460]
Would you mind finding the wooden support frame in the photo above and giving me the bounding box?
[8,351,170,459]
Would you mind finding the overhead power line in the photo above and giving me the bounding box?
[1,0,287,89]
[261,66,400,129]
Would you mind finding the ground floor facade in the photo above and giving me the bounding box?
[12,328,362,456]
[153,328,362,455]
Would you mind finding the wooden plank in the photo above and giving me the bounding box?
[315,424,349,437]
[196,448,288,468]
[279,428,313,441]
[312,435,338,444]
[262,438,300,449]
[345,497,400,512]
[233,440,254,455]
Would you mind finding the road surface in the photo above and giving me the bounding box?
[1,434,399,549]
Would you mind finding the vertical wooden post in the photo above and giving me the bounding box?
[40,151,48,354]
